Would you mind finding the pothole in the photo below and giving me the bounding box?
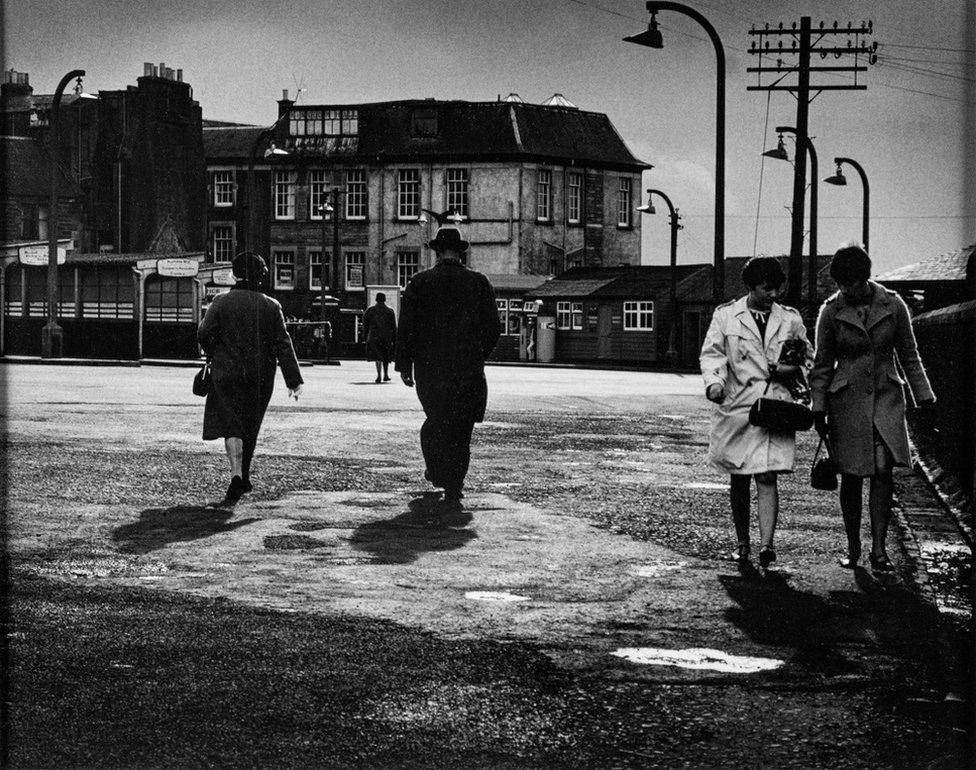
[612,647,784,673]
[629,561,688,577]
[465,591,531,603]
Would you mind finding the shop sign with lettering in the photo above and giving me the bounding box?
[19,245,66,266]
[157,258,199,277]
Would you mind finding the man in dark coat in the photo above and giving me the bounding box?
[199,252,303,502]
[363,292,397,383]
[396,226,501,509]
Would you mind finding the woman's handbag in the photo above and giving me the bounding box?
[748,381,814,432]
[192,358,212,397]
[811,435,838,490]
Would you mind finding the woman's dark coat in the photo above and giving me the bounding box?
[363,302,397,363]
[809,281,934,476]
[395,259,501,422]
[198,285,303,441]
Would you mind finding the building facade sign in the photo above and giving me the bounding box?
[156,258,199,277]
[211,267,236,285]
[19,245,66,265]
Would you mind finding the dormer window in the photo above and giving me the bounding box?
[289,108,358,137]
[411,108,438,138]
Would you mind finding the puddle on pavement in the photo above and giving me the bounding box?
[683,482,730,490]
[612,647,784,673]
[465,590,531,603]
[629,562,688,577]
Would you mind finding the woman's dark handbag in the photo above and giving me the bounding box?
[748,381,814,432]
[192,358,212,397]
[811,436,838,490]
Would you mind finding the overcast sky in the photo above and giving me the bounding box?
[7,0,974,274]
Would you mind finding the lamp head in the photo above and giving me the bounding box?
[637,203,657,215]
[824,165,847,186]
[264,142,288,158]
[623,11,663,49]
[762,135,789,162]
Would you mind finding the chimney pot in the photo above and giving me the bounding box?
[282,89,289,100]
[144,62,154,77]
[176,68,183,82]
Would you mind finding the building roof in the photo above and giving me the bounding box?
[482,273,549,292]
[202,126,269,161]
[875,245,974,284]
[64,251,206,266]
[204,99,650,171]
[2,136,81,197]
[202,118,257,128]
[527,264,708,299]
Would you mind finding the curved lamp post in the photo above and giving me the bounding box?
[625,2,725,305]
[42,69,87,358]
[247,122,289,254]
[824,157,869,253]
[764,125,818,314]
[638,188,682,366]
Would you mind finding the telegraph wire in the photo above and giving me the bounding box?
[878,59,975,84]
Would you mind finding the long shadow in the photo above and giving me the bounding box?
[718,567,945,679]
[348,493,477,565]
[112,506,261,555]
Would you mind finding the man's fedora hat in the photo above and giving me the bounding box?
[426,226,469,253]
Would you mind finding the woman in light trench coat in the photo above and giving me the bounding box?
[700,257,813,569]
[810,245,934,572]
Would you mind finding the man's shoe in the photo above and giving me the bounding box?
[443,489,464,511]
[242,477,253,493]
[758,547,776,570]
[383,375,391,382]
[375,376,382,384]
[225,475,247,503]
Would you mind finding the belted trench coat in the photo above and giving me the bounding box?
[809,281,934,476]
[700,296,813,475]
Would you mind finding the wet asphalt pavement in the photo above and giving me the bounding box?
[2,361,971,768]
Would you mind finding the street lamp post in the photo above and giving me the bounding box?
[824,157,869,254]
[764,125,818,315]
[638,189,682,366]
[41,69,85,358]
[625,2,725,305]
[246,122,289,254]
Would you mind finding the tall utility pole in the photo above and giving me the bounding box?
[748,18,876,309]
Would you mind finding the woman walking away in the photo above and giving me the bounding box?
[198,252,304,503]
[700,256,813,569]
[364,292,397,383]
[809,244,935,572]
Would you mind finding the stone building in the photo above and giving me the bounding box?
[203,92,649,351]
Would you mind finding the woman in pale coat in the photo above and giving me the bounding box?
[700,257,813,568]
[810,245,934,571]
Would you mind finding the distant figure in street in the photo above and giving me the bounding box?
[700,256,813,569]
[395,225,501,510]
[198,252,303,503]
[810,244,935,572]
[363,293,397,383]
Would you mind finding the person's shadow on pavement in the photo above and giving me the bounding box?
[718,570,943,679]
[112,506,261,555]
[348,493,477,565]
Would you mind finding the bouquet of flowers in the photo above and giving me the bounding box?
[778,338,811,403]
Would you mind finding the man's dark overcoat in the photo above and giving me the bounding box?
[395,259,500,422]
[809,281,934,476]
[198,285,303,441]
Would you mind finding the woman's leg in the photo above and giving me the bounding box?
[241,433,258,488]
[729,474,751,551]
[224,437,244,478]
[839,473,864,558]
[754,472,779,550]
[868,438,895,559]
[374,361,382,382]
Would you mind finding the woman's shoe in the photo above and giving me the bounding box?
[225,475,247,503]
[869,552,894,573]
[759,547,776,569]
[731,542,751,562]
[837,553,860,569]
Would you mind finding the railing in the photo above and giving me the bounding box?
[909,298,976,532]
